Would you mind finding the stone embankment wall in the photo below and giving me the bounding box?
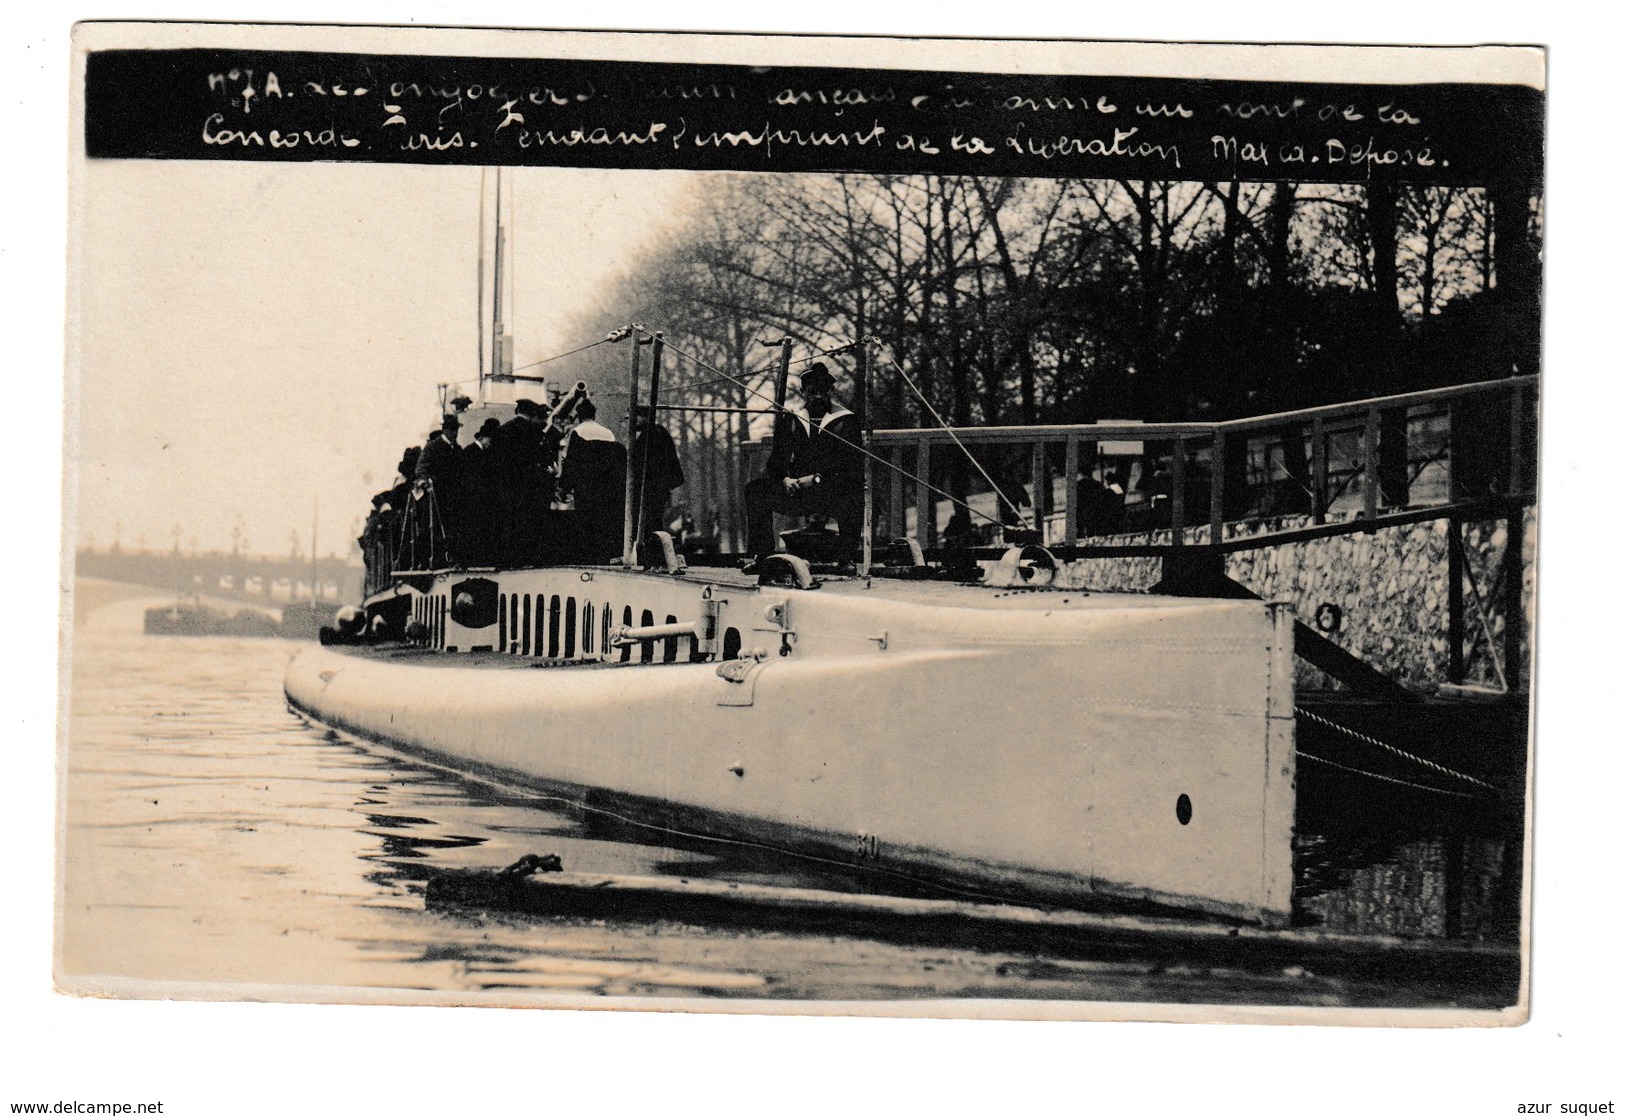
[1061,508,1536,692]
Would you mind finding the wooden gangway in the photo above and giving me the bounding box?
[853,375,1536,695]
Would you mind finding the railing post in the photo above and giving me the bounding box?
[1063,435,1081,542]
[1446,401,1461,504]
[889,444,905,541]
[915,438,933,547]
[1504,508,1524,693]
[622,336,644,565]
[1030,441,1046,541]
[1170,437,1186,546]
[1447,515,1465,684]
[1312,416,1328,524]
[1508,382,1526,498]
[1363,406,1381,530]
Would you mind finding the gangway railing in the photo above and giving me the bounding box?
[864,375,1535,552]
[747,374,1536,695]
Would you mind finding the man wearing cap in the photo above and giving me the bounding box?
[743,361,863,563]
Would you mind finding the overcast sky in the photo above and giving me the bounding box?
[70,159,691,558]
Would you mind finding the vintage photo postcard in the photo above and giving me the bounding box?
[59,20,1543,1026]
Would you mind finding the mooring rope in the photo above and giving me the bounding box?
[1294,706,1507,797]
[1296,749,1487,800]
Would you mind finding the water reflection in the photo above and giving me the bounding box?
[1296,831,1522,942]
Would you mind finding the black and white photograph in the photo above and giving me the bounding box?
[23,10,1614,1109]
[58,22,1544,1019]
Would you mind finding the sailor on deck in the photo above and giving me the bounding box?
[557,398,628,563]
[743,362,863,563]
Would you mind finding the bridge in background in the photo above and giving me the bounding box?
[75,548,361,607]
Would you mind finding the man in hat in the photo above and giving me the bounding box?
[492,398,552,563]
[416,413,465,488]
[493,399,546,480]
[743,361,863,564]
[412,413,465,566]
[367,444,421,568]
[457,417,504,564]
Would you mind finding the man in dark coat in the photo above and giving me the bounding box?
[492,399,548,484]
[413,413,464,565]
[458,417,503,565]
[630,405,685,546]
[557,398,628,563]
[491,398,551,563]
[363,445,419,577]
[743,361,864,562]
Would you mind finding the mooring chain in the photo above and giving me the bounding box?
[1294,706,1507,797]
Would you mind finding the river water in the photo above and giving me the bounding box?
[59,579,1524,1012]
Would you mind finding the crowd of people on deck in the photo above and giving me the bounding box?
[358,361,876,588]
[353,351,1320,598]
[359,393,686,583]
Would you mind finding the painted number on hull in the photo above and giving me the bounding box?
[854,833,880,861]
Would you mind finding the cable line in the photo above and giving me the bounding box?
[630,325,1008,530]
[882,352,1035,533]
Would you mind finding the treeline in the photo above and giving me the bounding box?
[551,172,1542,548]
